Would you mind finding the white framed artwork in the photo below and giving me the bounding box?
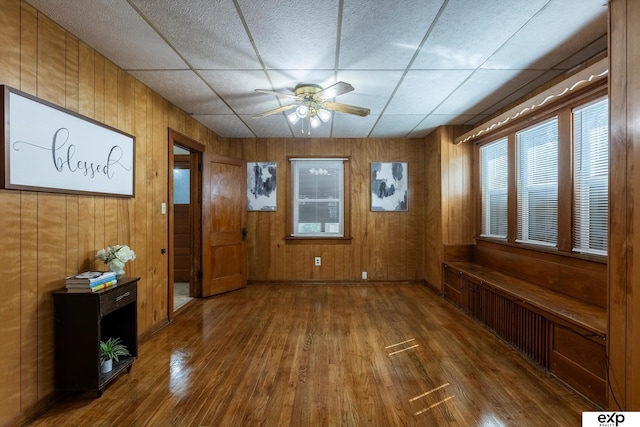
[371,162,408,211]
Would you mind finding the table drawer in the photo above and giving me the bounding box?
[100,281,137,316]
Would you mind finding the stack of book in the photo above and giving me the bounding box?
[65,271,117,292]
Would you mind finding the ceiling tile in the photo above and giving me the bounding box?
[385,70,472,114]
[335,71,403,115]
[129,0,262,70]
[476,68,566,118]
[370,115,426,138]
[28,0,187,70]
[129,70,232,115]
[242,114,295,138]
[482,0,607,70]
[434,69,545,115]
[199,70,282,115]
[413,0,548,70]
[339,0,445,69]
[237,0,340,70]
[331,114,378,138]
[192,115,255,138]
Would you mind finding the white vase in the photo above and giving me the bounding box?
[101,359,112,373]
[108,262,125,279]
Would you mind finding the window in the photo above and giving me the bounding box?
[480,138,508,238]
[290,158,345,237]
[573,98,608,255]
[475,84,609,258]
[516,118,558,246]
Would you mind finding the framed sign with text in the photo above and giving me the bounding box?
[1,85,135,197]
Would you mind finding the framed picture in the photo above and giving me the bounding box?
[371,162,408,211]
[247,161,277,211]
[1,85,135,197]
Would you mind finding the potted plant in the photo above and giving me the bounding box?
[100,337,130,374]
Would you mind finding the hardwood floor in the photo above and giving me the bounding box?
[26,284,597,426]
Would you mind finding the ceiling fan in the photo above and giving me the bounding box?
[253,81,370,133]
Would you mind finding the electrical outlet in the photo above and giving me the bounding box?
[362,271,367,280]
[161,202,167,215]
[314,257,321,266]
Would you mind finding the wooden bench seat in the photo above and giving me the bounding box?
[442,259,607,407]
[445,261,606,337]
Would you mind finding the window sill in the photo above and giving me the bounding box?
[284,236,353,245]
[475,236,607,264]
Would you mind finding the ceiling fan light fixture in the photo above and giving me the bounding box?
[254,81,369,136]
[288,111,300,124]
[295,104,308,118]
[310,115,321,129]
[317,108,331,123]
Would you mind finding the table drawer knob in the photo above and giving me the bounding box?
[115,292,130,302]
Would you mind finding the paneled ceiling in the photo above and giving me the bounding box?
[27,0,607,139]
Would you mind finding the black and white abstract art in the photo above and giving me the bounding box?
[247,162,277,211]
[371,162,408,211]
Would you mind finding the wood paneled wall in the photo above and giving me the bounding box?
[228,137,426,282]
[608,0,640,410]
[0,2,225,424]
[423,126,474,292]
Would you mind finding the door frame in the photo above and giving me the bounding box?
[168,129,205,319]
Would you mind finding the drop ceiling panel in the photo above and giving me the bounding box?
[339,0,444,69]
[27,0,187,70]
[199,70,281,115]
[128,70,232,115]
[477,68,566,118]
[242,115,295,138]
[335,70,404,115]
[331,114,378,138]
[193,115,254,138]
[408,114,477,139]
[266,70,340,93]
[434,69,545,115]
[482,0,608,70]
[370,115,427,138]
[385,70,473,115]
[237,0,340,70]
[129,0,262,70]
[413,0,549,70]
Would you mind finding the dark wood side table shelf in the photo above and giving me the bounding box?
[53,277,139,396]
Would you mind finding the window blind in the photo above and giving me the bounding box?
[291,159,344,237]
[516,117,558,246]
[480,138,508,238]
[573,98,608,255]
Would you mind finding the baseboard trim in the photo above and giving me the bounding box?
[247,279,427,286]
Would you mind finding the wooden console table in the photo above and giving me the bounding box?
[53,277,139,396]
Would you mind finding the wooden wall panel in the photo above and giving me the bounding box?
[609,0,640,410]
[20,3,37,93]
[238,137,427,283]
[0,192,21,423]
[0,0,20,86]
[422,126,474,292]
[20,193,38,411]
[0,2,219,423]
[424,129,443,291]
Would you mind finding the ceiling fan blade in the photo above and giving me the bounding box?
[323,101,370,117]
[316,81,354,99]
[255,88,298,100]
[253,104,297,118]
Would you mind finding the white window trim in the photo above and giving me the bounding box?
[290,158,346,238]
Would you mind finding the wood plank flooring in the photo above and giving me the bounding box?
[26,284,597,426]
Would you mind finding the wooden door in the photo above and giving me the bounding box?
[202,153,247,297]
[173,155,192,283]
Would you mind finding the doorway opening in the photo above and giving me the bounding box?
[169,130,204,316]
